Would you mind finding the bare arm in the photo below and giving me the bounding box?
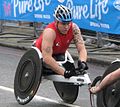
[90,68,120,93]
[98,68,120,90]
[72,23,87,62]
[42,28,65,75]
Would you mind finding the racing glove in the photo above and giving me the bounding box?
[64,69,77,78]
[78,60,88,71]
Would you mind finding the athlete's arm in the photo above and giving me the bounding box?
[41,28,65,75]
[98,68,120,89]
[90,68,120,93]
[72,23,87,62]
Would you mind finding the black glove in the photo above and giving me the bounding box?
[64,69,77,78]
[78,60,88,71]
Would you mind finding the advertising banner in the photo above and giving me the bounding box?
[0,2,2,19]
[0,0,120,34]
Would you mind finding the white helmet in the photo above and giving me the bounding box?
[53,5,72,22]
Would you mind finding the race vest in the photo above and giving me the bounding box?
[35,22,73,54]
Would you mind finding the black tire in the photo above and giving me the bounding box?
[97,61,120,107]
[53,82,79,104]
[14,48,42,105]
[91,76,102,87]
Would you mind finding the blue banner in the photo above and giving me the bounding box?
[0,1,2,19]
[0,0,120,34]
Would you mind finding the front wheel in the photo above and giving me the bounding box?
[14,48,43,105]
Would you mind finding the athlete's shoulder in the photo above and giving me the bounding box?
[46,22,55,28]
[72,23,79,29]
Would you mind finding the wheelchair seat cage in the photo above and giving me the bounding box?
[32,47,91,86]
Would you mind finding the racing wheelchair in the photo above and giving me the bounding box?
[14,47,91,105]
[14,46,120,107]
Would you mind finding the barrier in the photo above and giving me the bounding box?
[0,0,120,34]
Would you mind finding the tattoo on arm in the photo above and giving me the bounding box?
[73,26,84,45]
[73,29,79,35]
[45,46,51,53]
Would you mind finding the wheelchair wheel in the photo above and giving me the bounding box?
[14,48,42,105]
[97,60,120,107]
[53,82,79,104]
[91,76,102,87]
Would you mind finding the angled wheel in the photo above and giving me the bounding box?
[97,60,120,107]
[53,82,79,104]
[14,48,42,105]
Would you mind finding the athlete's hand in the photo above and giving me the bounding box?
[89,86,100,94]
[64,69,77,78]
[77,60,88,71]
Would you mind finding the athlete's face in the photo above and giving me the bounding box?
[57,21,71,34]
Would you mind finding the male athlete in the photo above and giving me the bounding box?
[35,5,88,78]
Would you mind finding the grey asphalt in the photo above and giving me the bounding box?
[0,32,120,66]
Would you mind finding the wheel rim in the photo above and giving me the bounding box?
[18,59,36,93]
